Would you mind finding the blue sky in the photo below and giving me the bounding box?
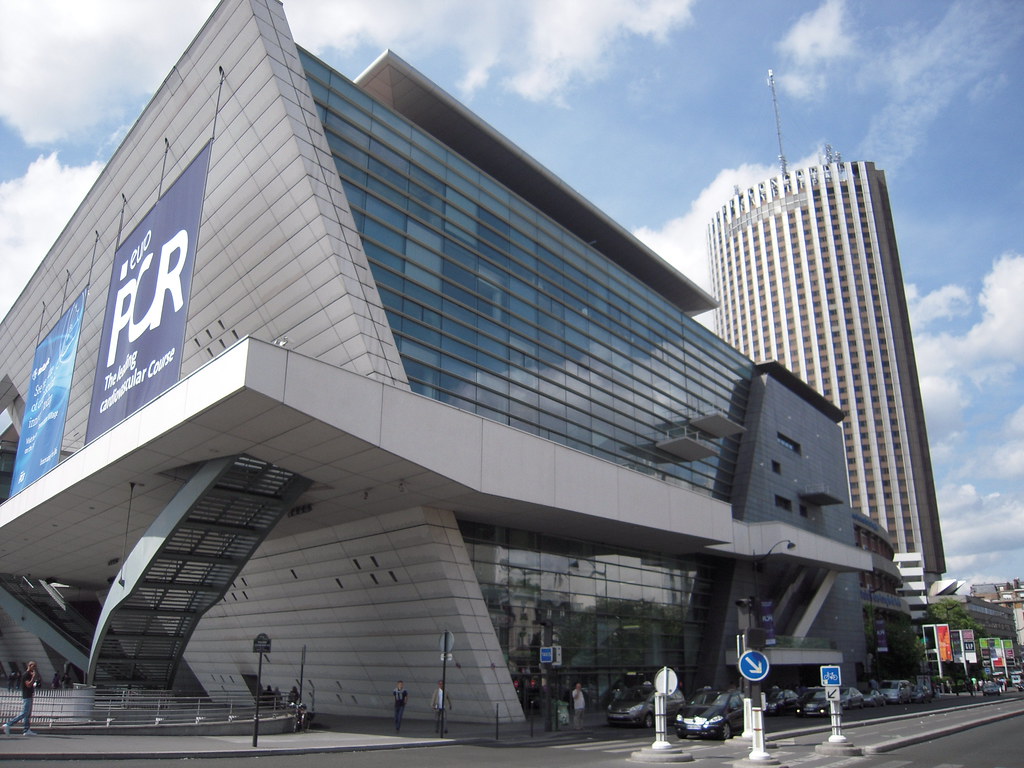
[1,0,1022,587]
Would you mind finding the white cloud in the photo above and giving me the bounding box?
[776,0,855,100]
[857,1,1024,167]
[0,155,102,320]
[939,483,1024,584]
[906,283,972,328]
[633,161,776,296]
[292,0,696,103]
[0,0,217,145]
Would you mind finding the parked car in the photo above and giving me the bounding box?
[606,685,686,727]
[675,689,744,740]
[910,684,934,703]
[878,679,912,704]
[981,680,1002,696]
[841,687,864,709]
[863,689,887,708]
[763,688,799,716]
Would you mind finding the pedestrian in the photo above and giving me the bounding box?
[3,661,40,736]
[288,686,299,705]
[571,682,586,730]
[393,680,408,731]
[431,680,452,735]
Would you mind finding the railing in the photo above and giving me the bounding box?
[0,687,280,727]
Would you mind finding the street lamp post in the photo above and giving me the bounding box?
[741,539,795,741]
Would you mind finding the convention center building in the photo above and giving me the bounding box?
[0,0,870,722]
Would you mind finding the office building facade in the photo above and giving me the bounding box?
[0,0,869,720]
[708,162,945,614]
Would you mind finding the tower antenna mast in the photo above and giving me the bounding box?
[767,69,787,176]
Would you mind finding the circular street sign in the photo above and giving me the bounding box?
[655,666,679,695]
[438,630,455,653]
[253,633,271,654]
[738,650,770,682]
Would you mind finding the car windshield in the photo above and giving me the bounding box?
[688,690,720,706]
[612,688,650,705]
[809,690,827,701]
[879,681,901,690]
[766,690,787,702]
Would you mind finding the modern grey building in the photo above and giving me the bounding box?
[0,0,869,721]
[708,161,945,616]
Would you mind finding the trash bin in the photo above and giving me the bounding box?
[556,700,569,727]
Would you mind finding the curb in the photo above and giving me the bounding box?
[862,705,1024,754]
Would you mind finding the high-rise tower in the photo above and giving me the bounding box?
[708,161,945,610]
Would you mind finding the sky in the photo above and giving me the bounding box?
[0,0,1022,589]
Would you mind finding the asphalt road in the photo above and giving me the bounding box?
[0,693,1019,768]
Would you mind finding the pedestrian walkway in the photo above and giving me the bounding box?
[0,696,1020,761]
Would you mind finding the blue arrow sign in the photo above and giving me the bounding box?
[738,650,770,682]
[820,665,842,686]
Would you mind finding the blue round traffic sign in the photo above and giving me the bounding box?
[738,650,770,682]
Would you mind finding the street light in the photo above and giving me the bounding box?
[751,539,795,640]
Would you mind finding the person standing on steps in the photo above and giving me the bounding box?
[3,661,39,736]
[393,680,409,732]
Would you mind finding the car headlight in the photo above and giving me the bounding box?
[628,704,644,714]
[675,713,683,722]
[707,715,723,724]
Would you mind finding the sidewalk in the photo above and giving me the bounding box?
[0,696,1021,761]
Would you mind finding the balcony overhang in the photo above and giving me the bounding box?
[0,338,737,591]
[655,434,716,461]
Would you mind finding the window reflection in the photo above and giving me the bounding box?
[461,522,714,699]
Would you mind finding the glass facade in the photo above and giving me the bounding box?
[300,50,754,503]
[460,521,716,706]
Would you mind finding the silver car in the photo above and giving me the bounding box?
[878,679,912,704]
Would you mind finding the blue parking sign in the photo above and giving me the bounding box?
[820,665,842,686]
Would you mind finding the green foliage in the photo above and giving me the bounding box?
[868,612,925,679]
[924,598,984,634]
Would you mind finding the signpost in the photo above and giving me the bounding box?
[651,667,678,750]
[252,633,271,747]
[438,630,455,736]
[820,665,847,744]
[738,650,771,761]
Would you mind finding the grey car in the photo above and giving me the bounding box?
[878,679,912,704]
[606,685,686,728]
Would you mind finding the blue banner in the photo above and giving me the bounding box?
[86,142,212,443]
[10,289,88,494]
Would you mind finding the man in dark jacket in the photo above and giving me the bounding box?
[3,661,39,736]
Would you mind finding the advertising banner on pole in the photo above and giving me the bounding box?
[951,629,963,663]
[962,629,978,663]
[759,599,776,646]
[936,624,953,663]
[875,617,888,653]
[10,289,88,494]
[86,142,212,443]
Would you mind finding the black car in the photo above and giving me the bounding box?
[675,689,744,740]
[763,688,799,716]
[606,685,686,727]
[794,687,828,716]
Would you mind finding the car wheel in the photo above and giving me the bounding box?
[720,722,732,740]
[643,712,654,729]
